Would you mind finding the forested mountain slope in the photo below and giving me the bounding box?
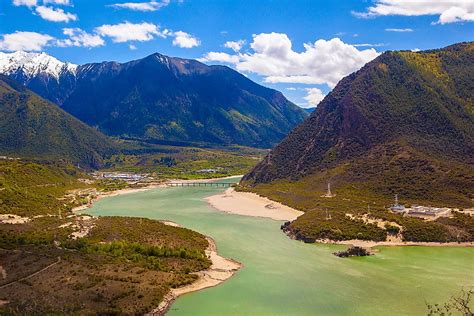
[243,42,474,209]
[0,76,115,168]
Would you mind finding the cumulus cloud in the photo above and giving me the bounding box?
[385,28,413,32]
[303,88,325,107]
[12,0,37,7]
[0,31,54,51]
[109,0,170,11]
[172,31,200,48]
[438,6,474,24]
[35,6,77,22]
[95,22,163,43]
[224,39,245,52]
[56,28,104,47]
[129,44,137,50]
[354,0,474,24]
[201,33,379,88]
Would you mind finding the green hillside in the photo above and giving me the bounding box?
[242,42,474,242]
[0,76,116,168]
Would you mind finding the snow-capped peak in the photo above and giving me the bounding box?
[0,51,77,80]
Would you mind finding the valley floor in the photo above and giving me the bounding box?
[2,167,472,314]
[0,160,245,315]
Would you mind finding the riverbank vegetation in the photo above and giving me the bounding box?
[241,166,474,243]
[0,159,218,314]
[1,215,212,315]
[0,159,87,216]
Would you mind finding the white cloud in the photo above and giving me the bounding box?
[172,31,200,48]
[385,28,413,32]
[437,6,474,24]
[95,22,163,43]
[43,0,71,5]
[35,6,77,22]
[129,44,137,50]
[411,48,421,52]
[109,0,170,11]
[12,0,37,7]
[354,0,474,24]
[303,88,325,108]
[286,87,297,91]
[198,52,239,63]
[56,28,104,47]
[201,33,379,88]
[0,31,54,51]
[353,43,386,47]
[224,39,245,52]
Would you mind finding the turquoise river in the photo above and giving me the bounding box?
[85,179,473,315]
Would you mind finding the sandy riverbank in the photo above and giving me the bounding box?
[148,236,242,316]
[71,183,166,213]
[72,175,243,213]
[318,239,474,248]
[205,188,303,221]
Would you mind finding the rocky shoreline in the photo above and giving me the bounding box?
[281,221,474,248]
[333,246,373,257]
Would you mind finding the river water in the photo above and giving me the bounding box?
[85,181,473,315]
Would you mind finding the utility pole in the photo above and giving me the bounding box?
[322,182,335,198]
[325,208,332,220]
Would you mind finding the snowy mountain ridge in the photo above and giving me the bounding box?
[0,51,77,81]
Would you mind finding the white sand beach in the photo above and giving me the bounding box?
[205,187,303,221]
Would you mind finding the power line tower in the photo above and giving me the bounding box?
[325,208,332,220]
[321,182,336,198]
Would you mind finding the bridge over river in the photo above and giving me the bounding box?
[167,182,234,188]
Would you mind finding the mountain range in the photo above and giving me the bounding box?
[243,42,474,208]
[0,51,307,148]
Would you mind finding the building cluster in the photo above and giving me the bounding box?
[196,168,223,174]
[93,172,150,182]
[389,195,453,219]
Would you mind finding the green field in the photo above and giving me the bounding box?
[103,143,266,179]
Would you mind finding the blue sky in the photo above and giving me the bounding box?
[1,0,473,107]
